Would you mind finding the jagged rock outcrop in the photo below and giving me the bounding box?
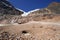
[0,0,23,24]
[48,2,60,14]
[0,0,23,15]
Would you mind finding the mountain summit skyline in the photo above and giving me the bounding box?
[8,0,60,12]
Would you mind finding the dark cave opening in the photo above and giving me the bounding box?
[22,30,28,34]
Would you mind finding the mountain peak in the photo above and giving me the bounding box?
[48,2,60,7]
[0,0,23,15]
[48,2,60,14]
[0,0,24,24]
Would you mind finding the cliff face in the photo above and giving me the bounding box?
[0,0,23,24]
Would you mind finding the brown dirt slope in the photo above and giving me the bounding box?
[0,21,60,40]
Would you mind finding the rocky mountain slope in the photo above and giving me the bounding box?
[0,1,60,40]
[27,2,60,16]
[19,2,60,24]
[0,0,23,24]
[0,0,60,24]
[48,2,60,14]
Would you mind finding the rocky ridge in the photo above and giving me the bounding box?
[19,2,60,24]
[0,0,23,24]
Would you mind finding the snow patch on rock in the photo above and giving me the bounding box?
[21,9,40,16]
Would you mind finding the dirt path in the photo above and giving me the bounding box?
[26,21,60,25]
[0,21,60,26]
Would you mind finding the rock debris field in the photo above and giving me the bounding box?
[0,0,60,40]
[0,21,60,40]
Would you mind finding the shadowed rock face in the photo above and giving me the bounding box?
[0,0,23,24]
[0,0,23,15]
[48,2,60,14]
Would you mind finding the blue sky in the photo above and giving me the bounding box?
[8,0,60,12]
